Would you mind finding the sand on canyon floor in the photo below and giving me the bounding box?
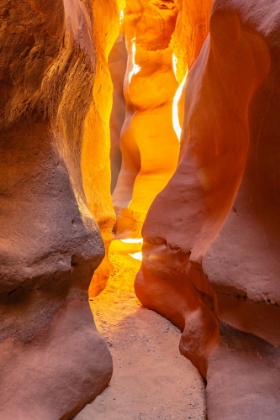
[74,249,206,420]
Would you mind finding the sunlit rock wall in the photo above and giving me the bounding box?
[85,1,123,296]
[109,32,127,193]
[112,0,181,238]
[135,0,274,378]
[0,0,115,418]
[135,0,214,378]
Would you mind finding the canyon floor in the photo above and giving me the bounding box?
[74,249,206,420]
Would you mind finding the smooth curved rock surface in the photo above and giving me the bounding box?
[207,324,280,420]
[204,0,280,347]
[109,33,127,193]
[135,0,272,378]
[0,1,113,418]
[112,0,181,238]
[84,1,121,297]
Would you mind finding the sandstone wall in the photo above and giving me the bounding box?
[204,0,280,348]
[109,32,127,193]
[112,0,181,238]
[0,0,115,418]
[135,0,280,414]
[2,0,280,417]
[135,0,215,377]
[85,0,122,296]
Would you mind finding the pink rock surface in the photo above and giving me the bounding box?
[0,1,112,418]
[204,0,280,347]
[207,324,280,420]
[136,0,276,380]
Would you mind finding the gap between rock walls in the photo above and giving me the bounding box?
[1,1,280,420]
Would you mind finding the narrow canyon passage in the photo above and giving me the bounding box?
[75,249,206,420]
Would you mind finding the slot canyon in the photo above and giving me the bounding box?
[0,0,280,419]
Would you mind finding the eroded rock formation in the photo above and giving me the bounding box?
[135,0,216,377]
[207,324,280,420]
[204,0,280,348]
[135,0,280,413]
[109,33,127,193]
[2,0,280,418]
[85,1,122,297]
[112,0,181,238]
[0,0,115,418]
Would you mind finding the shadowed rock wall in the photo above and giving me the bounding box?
[0,0,114,418]
[204,0,280,348]
[135,0,216,377]
[135,0,280,411]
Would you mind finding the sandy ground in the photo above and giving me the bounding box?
[75,251,206,420]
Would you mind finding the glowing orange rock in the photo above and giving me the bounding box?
[85,0,122,297]
[109,33,127,192]
[112,0,181,238]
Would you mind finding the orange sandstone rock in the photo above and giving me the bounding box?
[204,0,280,348]
[112,0,181,238]
[202,1,280,417]
[0,0,114,418]
[109,32,127,193]
[135,0,271,377]
[85,1,122,296]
